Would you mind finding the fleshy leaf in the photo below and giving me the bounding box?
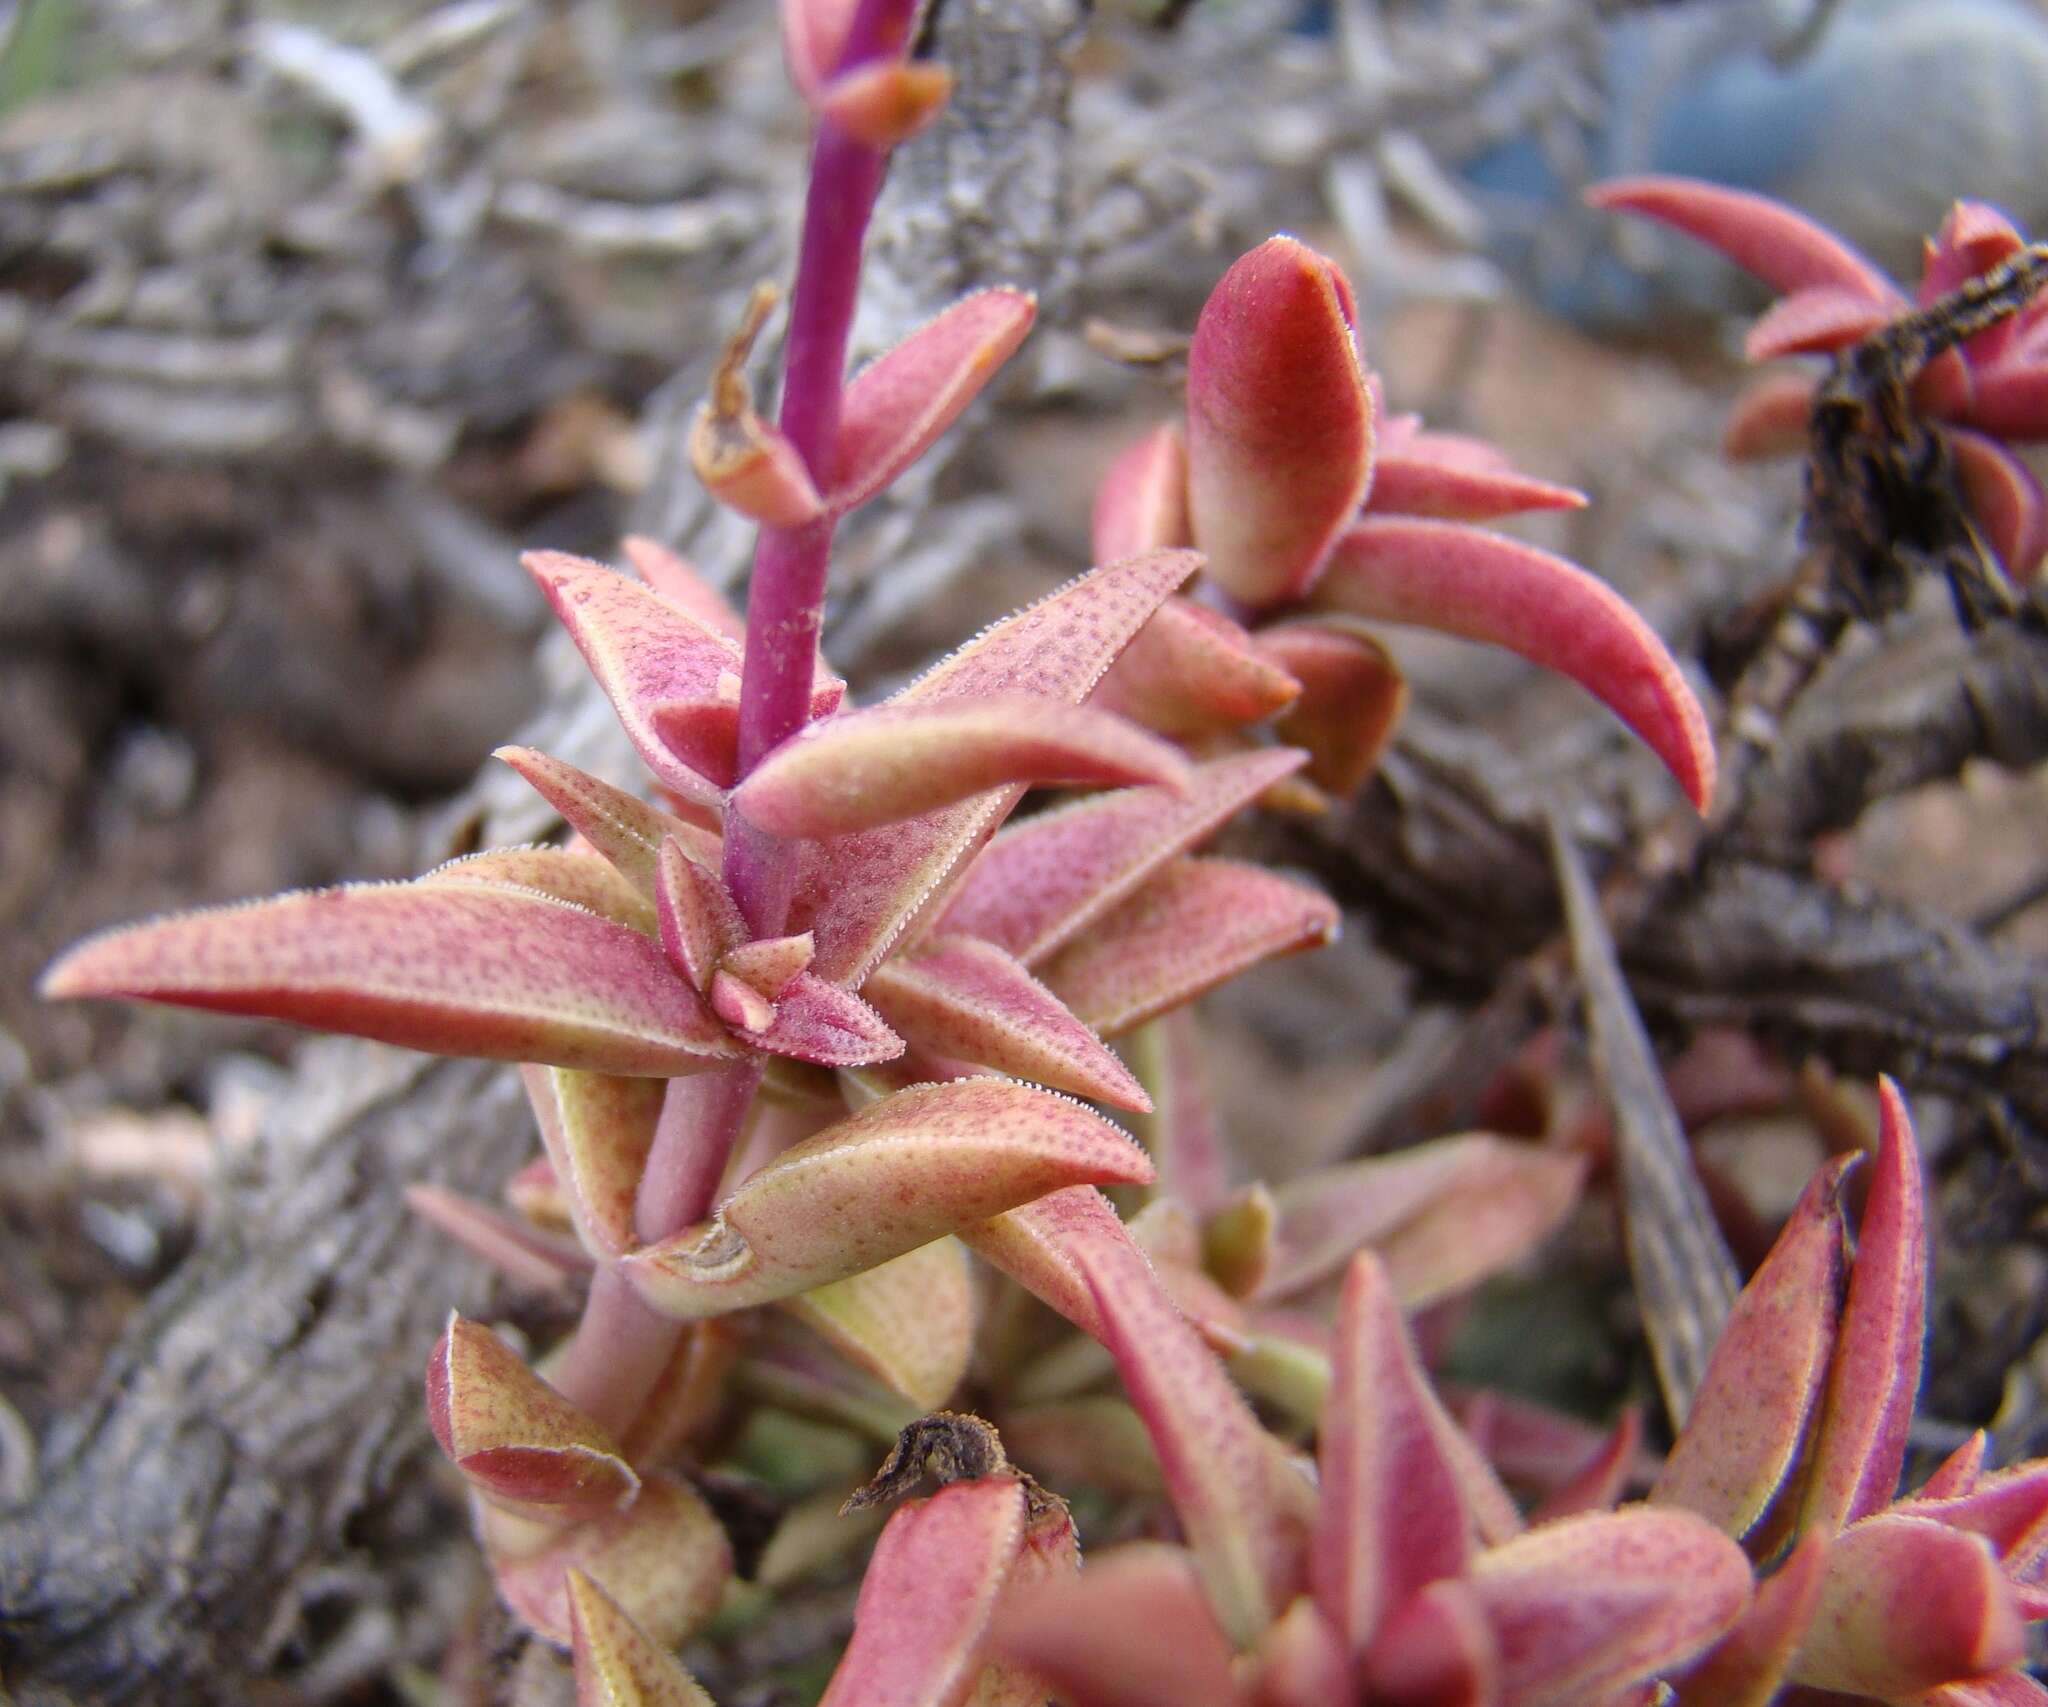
[1950,428,2048,579]
[1461,1507,1754,1707]
[818,1478,1027,1707]
[1799,1077,1928,1535]
[1671,1533,1828,1707]
[1315,1253,1473,1658]
[935,748,1307,970]
[1186,236,1375,607]
[1587,177,1900,301]
[1921,1431,1990,1502]
[620,535,744,639]
[1263,1133,1586,1309]
[990,1542,1245,1707]
[1090,597,1301,739]
[656,838,745,989]
[1363,1575,1501,1707]
[494,1471,731,1646]
[830,289,1037,515]
[999,1397,1164,1495]
[785,1236,974,1409]
[1723,372,1818,460]
[722,932,814,997]
[1093,425,1191,562]
[780,0,863,98]
[567,1569,718,1707]
[864,935,1150,1110]
[1074,1228,1316,1647]
[1314,519,1716,811]
[423,845,658,934]
[1743,286,1895,361]
[1038,857,1339,1039]
[738,971,905,1068]
[523,1066,667,1257]
[1247,1596,1354,1707]
[1654,1154,1852,1537]
[1529,1408,1644,1524]
[734,698,1192,839]
[427,1313,640,1519]
[960,1183,1143,1342]
[787,550,1200,984]
[1789,1513,2022,1697]
[41,882,738,1076]
[1367,433,1587,521]
[1257,619,1408,796]
[495,747,724,889]
[816,59,954,150]
[625,1080,1153,1317]
[404,1184,593,1288]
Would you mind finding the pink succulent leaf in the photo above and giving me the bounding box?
[40,882,740,1076]
[733,698,1193,840]
[1450,1386,1631,1497]
[1246,1596,1355,1707]
[786,549,1200,986]
[1789,1513,2024,1697]
[494,746,724,890]
[1921,202,2029,304]
[1586,177,1901,302]
[720,931,815,997]
[1530,1408,1644,1525]
[1261,1134,1584,1308]
[1362,1574,1502,1707]
[1948,428,2048,579]
[1460,1507,1755,1707]
[566,1568,719,1707]
[615,1320,741,1469]
[1366,434,1588,522]
[657,836,746,990]
[1127,1200,1253,1354]
[1093,425,1192,562]
[1089,597,1302,739]
[782,1236,974,1409]
[1953,361,2048,443]
[522,1066,666,1258]
[934,748,1307,969]
[1256,619,1409,796]
[426,1313,641,1520]
[422,845,659,934]
[863,935,1150,1110]
[1800,1077,1929,1536]
[1074,1229,1317,1648]
[1921,1676,2048,1707]
[1653,1154,1854,1538]
[989,1541,1247,1707]
[818,1478,1028,1707]
[1889,1458,2048,1558]
[1037,857,1340,1040]
[625,1079,1154,1318]
[1743,287,1896,361]
[1186,235,1375,608]
[1723,371,1820,460]
[493,1471,731,1646]
[1315,1253,1475,1658]
[735,970,905,1067]
[710,968,775,1034]
[1133,1007,1237,1218]
[1313,519,1716,812]
[620,534,745,639]
[404,1184,594,1288]
[829,288,1037,515]
[959,1183,1142,1342]
[814,58,953,150]
[1670,1532,1829,1707]
[1920,1432,1991,1503]
[780,0,859,97]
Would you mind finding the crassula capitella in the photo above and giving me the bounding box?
[53,3,2048,1704]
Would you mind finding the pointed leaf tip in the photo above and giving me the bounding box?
[1317,519,1716,811]
[567,1570,718,1707]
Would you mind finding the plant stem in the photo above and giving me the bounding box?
[725,0,920,935]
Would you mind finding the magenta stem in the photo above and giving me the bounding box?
[724,0,921,935]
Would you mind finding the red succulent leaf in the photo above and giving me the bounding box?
[495,746,723,887]
[1586,177,1900,302]
[1315,1253,1474,1658]
[721,931,815,996]
[1890,1458,2048,1558]
[423,846,659,934]
[1923,1675,2048,1707]
[404,1184,593,1288]
[1186,236,1375,608]
[1799,1077,1928,1536]
[1367,432,1587,522]
[959,1183,1143,1342]
[784,1236,974,1409]
[1790,1513,2023,1697]
[1090,596,1302,739]
[786,549,1200,985]
[566,1568,718,1707]
[1531,1408,1644,1524]
[522,1066,666,1257]
[829,289,1037,514]
[1723,372,1819,460]
[1948,428,2048,579]
[1743,287,1895,361]
[735,970,905,1067]
[1654,1154,1853,1538]
[934,747,1306,969]
[1920,1431,1990,1502]
[1247,1597,1354,1707]
[1313,519,1716,812]
[1957,362,2048,443]
[734,698,1193,839]
[1363,1575,1501,1707]
[656,836,746,989]
[40,882,739,1076]
[625,1079,1153,1317]
[1132,1007,1236,1218]
[1074,1229,1316,1647]
[426,1313,640,1520]
[863,935,1151,1109]
[1037,857,1339,1039]
[1256,619,1409,796]
[620,534,744,639]
[1093,425,1192,562]
[1670,1533,1829,1707]
[818,1477,1027,1707]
